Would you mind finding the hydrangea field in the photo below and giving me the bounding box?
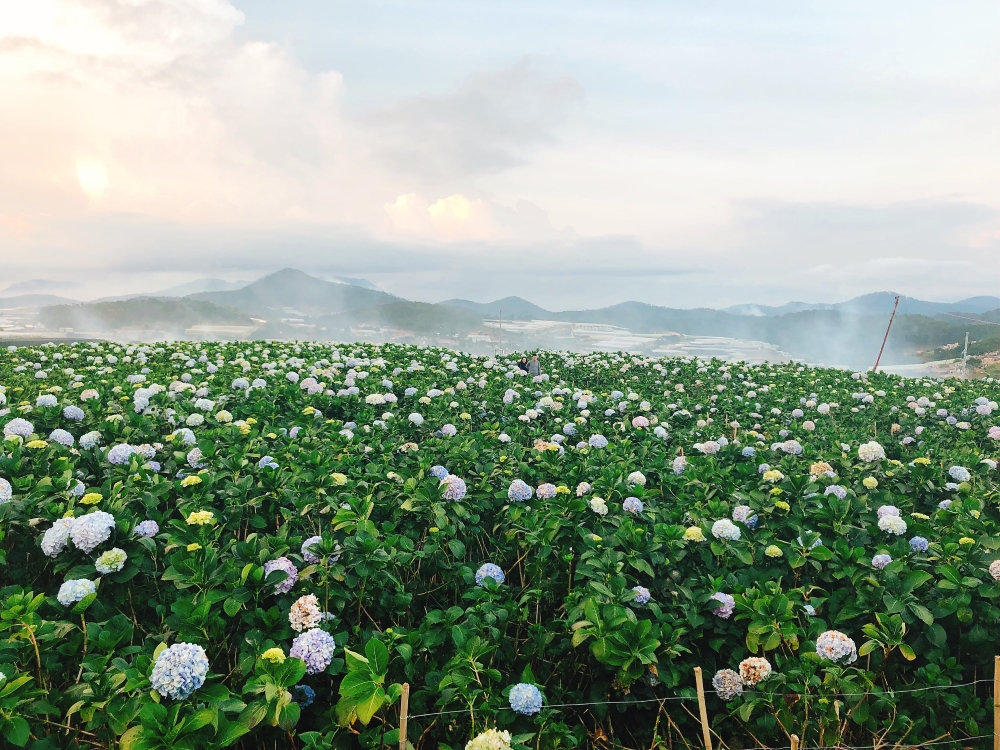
[1,340,999,750]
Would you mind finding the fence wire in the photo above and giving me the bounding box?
[401,677,998,749]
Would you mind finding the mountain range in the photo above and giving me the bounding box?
[6,268,1000,367]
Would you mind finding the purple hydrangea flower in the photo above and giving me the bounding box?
[134,520,160,538]
[264,557,298,594]
[290,629,336,674]
[909,536,929,552]
[441,475,467,501]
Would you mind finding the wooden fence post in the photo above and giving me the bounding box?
[399,682,410,750]
[993,656,999,750]
[694,666,713,750]
[791,734,800,750]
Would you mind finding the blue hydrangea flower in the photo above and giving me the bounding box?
[909,536,929,552]
[0,477,11,504]
[150,643,210,699]
[70,511,116,553]
[948,466,971,483]
[107,444,135,465]
[939,499,952,510]
[588,434,608,449]
[79,431,102,450]
[62,405,85,422]
[258,455,279,470]
[57,579,96,606]
[475,563,505,586]
[741,446,756,458]
[294,684,315,708]
[632,586,651,604]
[290,629,336,674]
[508,479,533,502]
[672,456,687,475]
[3,418,34,438]
[509,683,543,715]
[429,465,449,480]
[824,485,847,500]
[623,497,643,514]
[301,535,323,564]
[47,429,74,447]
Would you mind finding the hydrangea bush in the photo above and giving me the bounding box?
[0,341,998,748]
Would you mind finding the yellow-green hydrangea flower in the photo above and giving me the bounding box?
[684,527,705,542]
[181,475,202,487]
[186,510,215,526]
[863,477,878,490]
[186,543,203,552]
[261,648,286,664]
[80,492,103,505]
[331,472,348,486]
[765,545,783,558]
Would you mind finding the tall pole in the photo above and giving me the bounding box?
[694,667,713,750]
[498,309,502,356]
[962,332,969,380]
[399,682,409,750]
[873,295,901,373]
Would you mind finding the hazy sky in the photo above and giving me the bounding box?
[1,0,998,309]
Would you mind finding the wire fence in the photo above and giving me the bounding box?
[397,669,999,750]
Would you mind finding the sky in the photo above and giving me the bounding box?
[1,0,998,310]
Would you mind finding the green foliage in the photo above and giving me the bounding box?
[0,339,998,750]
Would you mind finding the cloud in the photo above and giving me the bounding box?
[0,2,582,251]
[3,278,80,294]
[362,62,584,185]
[383,192,574,242]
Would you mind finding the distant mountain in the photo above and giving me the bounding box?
[725,301,831,316]
[189,268,397,317]
[316,275,381,291]
[151,278,249,297]
[725,292,1000,317]
[320,302,483,335]
[441,296,552,320]
[0,294,79,309]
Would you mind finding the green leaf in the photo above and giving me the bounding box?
[365,638,389,676]
[118,725,143,750]
[275,658,308,688]
[908,603,935,625]
[343,649,370,672]
[355,687,387,725]
[223,597,242,617]
[858,640,878,657]
[448,540,466,558]
[277,700,301,731]
[3,717,30,747]
[339,671,376,699]
[72,592,98,614]
[898,643,916,661]
[809,546,832,561]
